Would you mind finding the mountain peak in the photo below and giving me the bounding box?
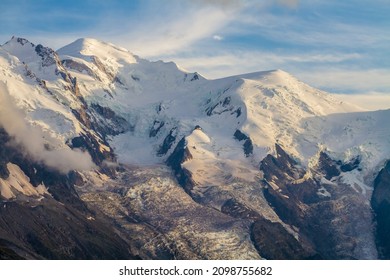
[234,69,298,85]
[57,38,137,63]
[3,36,35,48]
[1,36,41,64]
[60,37,124,52]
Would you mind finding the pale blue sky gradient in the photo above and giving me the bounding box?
[0,0,389,96]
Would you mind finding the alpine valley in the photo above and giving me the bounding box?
[0,37,389,260]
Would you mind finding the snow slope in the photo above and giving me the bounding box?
[1,36,389,185]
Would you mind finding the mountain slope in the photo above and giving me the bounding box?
[1,37,390,259]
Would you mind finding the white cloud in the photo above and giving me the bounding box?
[213,35,224,41]
[297,68,390,93]
[334,92,390,111]
[105,2,243,58]
[119,11,231,57]
[165,50,365,79]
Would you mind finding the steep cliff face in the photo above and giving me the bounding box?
[166,137,195,194]
[260,144,377,259]
[372,161,390,259]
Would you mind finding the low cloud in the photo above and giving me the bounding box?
[0,82,95,173]
[297,68,390,93]
[334,92,390,111]
[165,50,364,79]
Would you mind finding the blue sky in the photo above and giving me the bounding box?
[0,0,389,103]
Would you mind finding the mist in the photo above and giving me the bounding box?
[0,82,96,173]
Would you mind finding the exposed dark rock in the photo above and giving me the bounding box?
[251,218,320,260]
[221,198,261,220]
[340,156,361,172]
[68,171,85,186]
[0,163,9,179]
[260,144,304,183]
[149,120,165,137]
[205,94,236,116]
[0,128,11,179]
[263,186,305,226]
[0,239,27,260]
[157,103,163,113]
[206,103,219,116]
[222,96,231,106]
[286,178,329,205]
[131,75,140,81]
[233,129,253,157]
[157,128,177,156]
[260,144,375,259]
[91,103,118,122]
[303,196,371,260]
[72,106,92,129]
[243,139,253,157]
[275,143,299,170]
[91,56,116,83]
[231,107,242,118]
[15,37,34,47]
[113,76,125,85]
[166,137,195,193]
[190,73,199,81]
[0,201,137,259]
[234,129,248,141]
[90,103,129,138]
[372,160,390,259]
[221,197,319,260]
[35,44,57,67]
[70,132,114,166]
[317,152,340,179]
[34,45,81,98]
[62,59,94,76]
[14,41,81,99]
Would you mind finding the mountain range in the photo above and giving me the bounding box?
[0,36,389,259]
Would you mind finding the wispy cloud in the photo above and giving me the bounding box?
[298,68,390,93]
[166,50,364,78]
[334,92,390,110]
[106,2,243,57]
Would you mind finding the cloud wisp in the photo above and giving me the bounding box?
[109,3,242,57]
[0,82,95,173]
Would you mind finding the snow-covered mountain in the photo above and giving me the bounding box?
[0,36,389,259]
